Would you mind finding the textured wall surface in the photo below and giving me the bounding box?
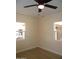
[16,14,38,53]
[38,12,62,55]
[16,12,62,55]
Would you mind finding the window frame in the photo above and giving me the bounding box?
[54,21,62,41]
[16,22,25,40]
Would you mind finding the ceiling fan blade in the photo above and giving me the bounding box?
[38,9,42,12]
[24,4,38,8]
[45,4,57,9]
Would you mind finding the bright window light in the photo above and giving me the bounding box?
[16,22,25,40]
[54,21,62,25]
[54,21,62,40]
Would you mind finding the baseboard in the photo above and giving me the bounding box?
[16,46,62,56]
[16,46,37,53]
[38,46,62,56]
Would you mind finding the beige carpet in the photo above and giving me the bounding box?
[16,47,62,59]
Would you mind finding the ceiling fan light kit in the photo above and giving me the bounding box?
[24,0,58,13]
[38,5,44,9]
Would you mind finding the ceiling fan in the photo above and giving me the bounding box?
[24,0,58,13]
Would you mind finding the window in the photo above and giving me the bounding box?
[54,21,62,40]
[16,22,25,40]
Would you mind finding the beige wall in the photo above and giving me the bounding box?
[16,12,62,55]
[16,14,38,53]
[38,12,62,55]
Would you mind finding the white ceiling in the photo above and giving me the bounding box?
[16,0,62,16]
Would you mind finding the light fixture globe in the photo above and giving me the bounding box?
[38,5,44,9]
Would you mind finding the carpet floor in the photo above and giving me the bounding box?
[16,47,62,59]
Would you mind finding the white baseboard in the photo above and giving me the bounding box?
[16,46,62,56]
[38,46,62,56]
[16,46,37,53]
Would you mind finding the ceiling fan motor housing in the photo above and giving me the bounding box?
[35,0,52,4]
[24,0,57,13]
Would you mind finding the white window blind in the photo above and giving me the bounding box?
[16,22,25,40]
[54,21,62,40]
